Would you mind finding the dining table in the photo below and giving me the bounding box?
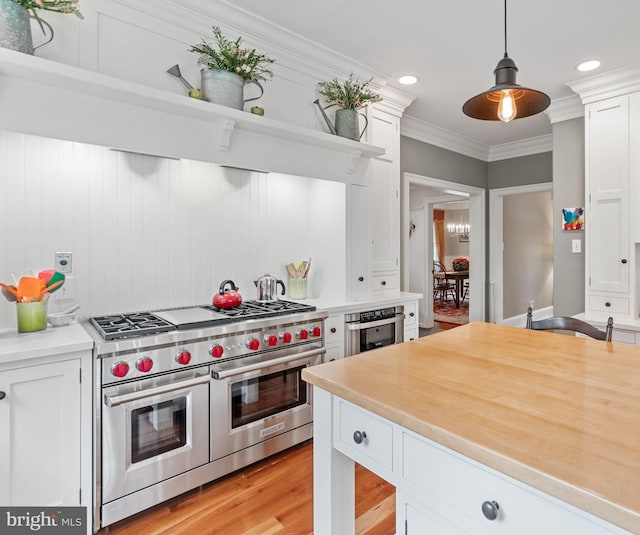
[444,269,469,308]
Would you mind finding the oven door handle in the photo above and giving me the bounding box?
[345,313,405,331]
[211,347,325,380]
[104,375,210,407]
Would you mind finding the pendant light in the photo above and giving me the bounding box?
[462,0,550,122]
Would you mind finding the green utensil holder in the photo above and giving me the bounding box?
[16,301,48,333]
[288,276,307,299]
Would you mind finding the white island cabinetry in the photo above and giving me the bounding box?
[0,325,93,534]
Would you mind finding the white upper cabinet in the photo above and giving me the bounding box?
[586,96,630,295]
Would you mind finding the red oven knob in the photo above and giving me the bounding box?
[265,334,278,347]
[280,332,292,343]
[111,361,129,378]
[297,329,309,340]
[246,338,260,351]
[210,345,224,359]
[176,350,191,365]
[312,327,322,337]
[136,357,153,373]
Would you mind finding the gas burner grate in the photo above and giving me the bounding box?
[90,313,176,340]
[203,299,315,321]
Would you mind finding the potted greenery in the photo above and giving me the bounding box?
[190,26,275,111]
[314,73,382,140]
[1,0,82,54]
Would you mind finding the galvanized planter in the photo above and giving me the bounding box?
[201,69,264,111]
[335,108,368,141]
[0,0,34,54]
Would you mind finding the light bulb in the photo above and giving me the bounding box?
[497,90,517,122]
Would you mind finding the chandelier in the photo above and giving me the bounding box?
[448,223,470,236]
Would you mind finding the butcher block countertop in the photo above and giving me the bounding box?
[302,322,640,533]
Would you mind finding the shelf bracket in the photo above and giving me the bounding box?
[345,150,362,174]
[217,119,237,151]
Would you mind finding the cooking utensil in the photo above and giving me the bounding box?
[254,274,286,302]
[38,269,56,283]
[285,263,297,278]
[46,271,65,292]
[17,276,45,301]
[36,280,63,301]
[0,283,19,302]
[213,280,242,309]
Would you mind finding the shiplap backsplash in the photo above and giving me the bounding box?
[0,130,346,330]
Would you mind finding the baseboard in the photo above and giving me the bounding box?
[502,305,554,328]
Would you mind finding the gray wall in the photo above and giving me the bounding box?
[401,136,488,187]
[552,117,585,316]
[503,191,554,317]
[488,152,553,189]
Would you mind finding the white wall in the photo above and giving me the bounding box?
[0,130,345,329]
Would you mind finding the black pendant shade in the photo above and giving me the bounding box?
[462,0,550,122]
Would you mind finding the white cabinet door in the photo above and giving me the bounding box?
[587,96,630,294]
[347,183,371,300]
[0,358,81,506]
[367,109,400,277]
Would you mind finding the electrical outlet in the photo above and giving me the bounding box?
[571,239,582,254]
[55,252,72,273]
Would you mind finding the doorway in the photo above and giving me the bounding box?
[402,173,485,329]
[489,183,553,324]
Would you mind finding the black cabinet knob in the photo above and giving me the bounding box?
[409,312,415,317]
[330,327,336,333]
[621,258,628,264]
[358,276,364,282]
[605,302,611,307]
[352,430,367,444]
[0,391,6,401]
[381,280,386,286]
[481,500,499,521]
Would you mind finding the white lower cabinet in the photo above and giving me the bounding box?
[0,358,82,506]
[403,300,419,341]
[324,313,345,361]
[332,398,630,535]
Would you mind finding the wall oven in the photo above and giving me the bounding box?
[345,305,404,356]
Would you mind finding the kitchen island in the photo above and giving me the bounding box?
[302,322,640,534]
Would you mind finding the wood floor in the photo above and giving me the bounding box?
[100,439,395,535]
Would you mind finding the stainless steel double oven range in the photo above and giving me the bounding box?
[86,301,327,530]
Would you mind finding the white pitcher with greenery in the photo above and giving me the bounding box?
[190,26,275,111]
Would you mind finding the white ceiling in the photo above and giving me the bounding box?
[231,0,640,149]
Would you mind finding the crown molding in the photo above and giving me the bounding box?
[567,63,640,104]
[545,95,584,124]
[488,135,552,162]
[400,115,489,161]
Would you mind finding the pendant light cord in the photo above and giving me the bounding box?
[504,0,508,58]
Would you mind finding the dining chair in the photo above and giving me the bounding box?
[433,261,455,303]
[461,281,470,303]
[525,307,613,341]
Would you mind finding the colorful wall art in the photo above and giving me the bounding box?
[562,207,584,230]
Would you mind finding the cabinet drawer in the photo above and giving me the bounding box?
[372,273,399,291]
[334,399,393,473]
[402,433,622,534]
[589,295,628,314]
[403,301,418,326]
[324,314,344,350]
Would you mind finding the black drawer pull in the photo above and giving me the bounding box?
[621,258,628,264]
[330,327,336,333]
[358,276,364,282]
[353,430,367,444]
[0,391,5,401]
[605,302,611,307]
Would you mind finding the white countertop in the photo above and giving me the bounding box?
[0,323,94,366]
[299,291,422,315]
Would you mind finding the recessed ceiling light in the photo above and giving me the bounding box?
[398,75,418,85]
[576,60,600,72]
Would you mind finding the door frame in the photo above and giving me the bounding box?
[489,182,553,324]
[402,173,486,328]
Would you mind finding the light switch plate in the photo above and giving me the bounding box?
[571,239,581,254]
[55,252,72,273]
